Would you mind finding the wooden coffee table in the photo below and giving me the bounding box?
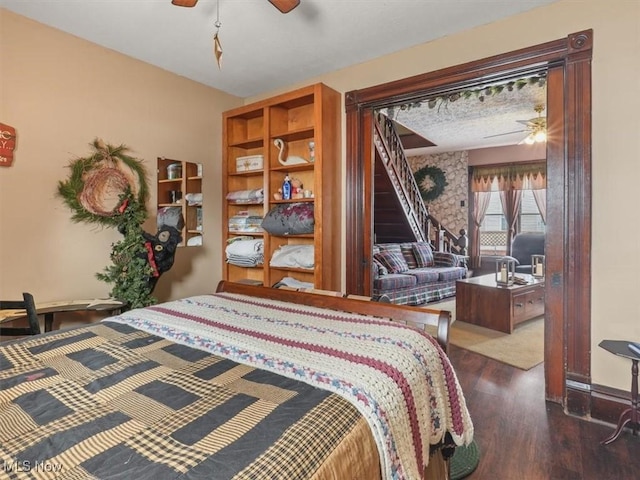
[455,274,545,334]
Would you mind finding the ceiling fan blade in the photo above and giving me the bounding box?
[268,0,300,13]
[483,129,527,139]
[517,118,546,127]
[172,0,198,7]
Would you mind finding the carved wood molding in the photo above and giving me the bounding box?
[345,29,593,409]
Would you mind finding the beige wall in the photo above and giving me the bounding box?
[2,0,639,391]
[247,0,640,392]
[0,10,242,304]
[468,143,547,165]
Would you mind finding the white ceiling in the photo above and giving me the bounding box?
[3,0,556,152]
[3,0,559,98]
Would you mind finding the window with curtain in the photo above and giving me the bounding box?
[479,178,545,255]
[471,162,546,262]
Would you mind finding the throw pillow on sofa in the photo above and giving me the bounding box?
[372,258,389,276]
[412,242,435,267]
[374,249,409,274]
[433,251,460,267]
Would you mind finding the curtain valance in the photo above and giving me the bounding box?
[471,162,546,192]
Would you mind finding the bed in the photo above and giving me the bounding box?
[0,281,473,479]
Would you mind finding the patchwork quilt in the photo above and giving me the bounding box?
[0,293,473,479]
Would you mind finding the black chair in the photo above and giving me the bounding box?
[510,233,545,273]
[0,292,41,336]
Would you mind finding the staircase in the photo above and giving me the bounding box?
[373,112,467,254]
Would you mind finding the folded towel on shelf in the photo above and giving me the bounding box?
[273,276,314,289]
[228,212,264,233]
[226,239,264,267]
[226,189,264,203]
[226,238,264,256]
[187,235,203,246]
[226,254,264,267]
[270,244,314,269]
[185,192,203,206]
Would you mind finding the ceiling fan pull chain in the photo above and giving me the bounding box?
[213,0,223,68]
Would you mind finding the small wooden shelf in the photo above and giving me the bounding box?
[228,201,264,206]
[269,266,315,273]
[229,138,264,149]
[270,127,315,142]
[269,198,314,205]
[159,178,182,184]
[270,164,314,174]
[228,230,265,236]
[228,170,264,177]
[157,158,203,247]
[270,234,315,240]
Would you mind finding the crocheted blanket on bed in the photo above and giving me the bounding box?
[108,293,474,480]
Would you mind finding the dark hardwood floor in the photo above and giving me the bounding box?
[448,346,640,479]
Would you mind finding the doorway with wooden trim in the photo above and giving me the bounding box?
[344,30,593,408]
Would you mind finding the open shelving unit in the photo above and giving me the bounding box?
[157,157,203,247]
[222,83,341,289]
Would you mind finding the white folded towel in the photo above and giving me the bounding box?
[185,193,203,206]
[270,245,314,269]
[226,239,264,256]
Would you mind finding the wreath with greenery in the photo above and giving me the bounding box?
[413,165,448,203]
[57,139,156,308]
[57,139,149,226]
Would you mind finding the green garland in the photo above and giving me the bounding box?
[56,139,155,308]
[426,75,546,110]
[414,165,448,203]
[388,74,546,116]
[95,195,156,309]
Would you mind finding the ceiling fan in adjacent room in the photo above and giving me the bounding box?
[485,104,547,144]
[171,0,301,14]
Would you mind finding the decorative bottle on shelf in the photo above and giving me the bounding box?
[308,141,315,163]
[282,174,292,200]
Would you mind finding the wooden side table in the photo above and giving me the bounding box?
[598,339,639,444]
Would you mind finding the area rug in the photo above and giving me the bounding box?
[428,299,544,370]
[450,440,480,480]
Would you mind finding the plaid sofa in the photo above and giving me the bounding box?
[372,242,467,305]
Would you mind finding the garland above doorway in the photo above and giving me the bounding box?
[389,74,547,117]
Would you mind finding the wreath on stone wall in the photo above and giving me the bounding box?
[413,165,448,203]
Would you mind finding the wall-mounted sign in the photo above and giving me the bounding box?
[0,123,17,167]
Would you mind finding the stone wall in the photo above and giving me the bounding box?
[407,151,469,235]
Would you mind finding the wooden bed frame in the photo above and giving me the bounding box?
[216,281,452,354]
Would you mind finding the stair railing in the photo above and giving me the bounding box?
[374,112,469,255]
[430,218,469,256]
[373,112,429,242]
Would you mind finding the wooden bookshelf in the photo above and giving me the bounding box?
[222,83,341,289]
